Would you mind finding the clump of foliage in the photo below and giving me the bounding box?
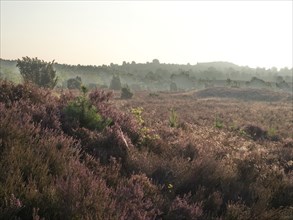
[149,92,159,98]
[63,86,111,131]
[109,75,122,90]
[121,85,133,99]
[67,76,82,89]
[130,107,160,148]
[169,108,178,128]
[165,194,203,220]
[241,124,267,140]
[214,115,224,129]
[16,56,57,88]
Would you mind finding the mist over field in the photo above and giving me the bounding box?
[1,58,292,94]
[1,1,293,219]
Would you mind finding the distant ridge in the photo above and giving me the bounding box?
[0,58,251,69]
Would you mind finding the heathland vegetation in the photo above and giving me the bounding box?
[0,57,292,219]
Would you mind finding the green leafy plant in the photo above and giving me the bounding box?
[131,107,144,126]
[239,129,247,136]
[131,107,159,146]
[64,86,111,131]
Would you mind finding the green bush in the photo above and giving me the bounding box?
[64,87,111,131]
[121,85,133,99]
[109,75,122,90]
[67,76,82,89]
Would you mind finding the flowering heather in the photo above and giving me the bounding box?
[1,80,293,219]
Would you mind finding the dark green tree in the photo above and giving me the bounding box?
[152,59,160,64]
[109,75,122,90]
[170,82,178,91]
[67,76,82,89]
[16,56,57,88]
[121,85,133,99]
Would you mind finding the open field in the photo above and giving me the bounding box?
[116,87,293,139]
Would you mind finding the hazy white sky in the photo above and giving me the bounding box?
[1,1,292,69]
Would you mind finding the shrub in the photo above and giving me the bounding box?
[214,115,223,129]
[0,194,24,220]
[1,80,292,219]
[0,80,49,106]
[114,174,164,219]
[241,124,267,140]
[63,86,111,131]
[130,107,160,148]
[0,82,118,219]
[165,194,203,220]
[121,85,133,99]
[225,201,251,220]
[109,75,122,90]
[67,76,82,89]
[149,92,159,98]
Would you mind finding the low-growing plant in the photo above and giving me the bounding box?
[131,107,144,126]
[267,127,276,137]
[239,129,247,136]
[169,108,178,128]
[165,194,203,220]
[241,124,267,141]
[63,86,112,131]
[130,107,160,148]
[214,115,223,129]
[149,92,159,97]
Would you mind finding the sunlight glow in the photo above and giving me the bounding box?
[1,1,292,68]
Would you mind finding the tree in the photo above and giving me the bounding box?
[16,56,57,88]
[67,76,82,89]
[226,78,232,87]
[109,75,122,90]
[170,82,177,91]
[152,59,160,65]
[121,85,133,99]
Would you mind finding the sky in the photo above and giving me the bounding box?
[0,1,292,69]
